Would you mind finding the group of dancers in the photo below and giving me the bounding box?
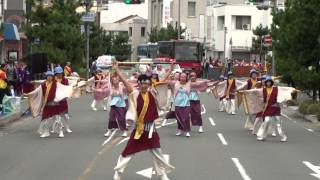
[25,61,297,180]
[212,69,296,142]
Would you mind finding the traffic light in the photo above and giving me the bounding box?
[124,0,143,4]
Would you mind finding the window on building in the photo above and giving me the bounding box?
[217,16,225,30]
[129,27,132,37]
[141,27,145,37]
[234,16,251,30]
[188,2,196,17]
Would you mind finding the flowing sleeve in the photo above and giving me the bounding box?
[86,77,95,92]
[190,80,208,92]
[212,81,227,98]
[125,89,139,122]
[154,82,169,110]
[237,81,248,91]
[54,83,74,102]
[24,85,43,117]
[277,87,296,103]
[241,88,264,115]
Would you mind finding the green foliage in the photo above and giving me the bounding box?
[110,33,131,61]
[306,103,320,115]
[148,24,186,42]
[271,0,320,99]
[298,100,314,114]
[251,24,271,55]
[25,0,84,65]
[90,25,112,59]
[24,0,119,66]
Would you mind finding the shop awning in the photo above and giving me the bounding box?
[4,23,20,41]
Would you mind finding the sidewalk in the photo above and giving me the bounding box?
[282,105,320,135]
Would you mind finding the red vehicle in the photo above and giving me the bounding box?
[155,40,203,76]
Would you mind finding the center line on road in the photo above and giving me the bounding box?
[217,133,228,145]
[208,117,216,126]
[232,158,252,180]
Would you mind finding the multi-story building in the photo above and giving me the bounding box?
[100,1,148,61]
[0,0,26,63]
[148,0,206,42]
[101,15,148,61]
[205,0,284,61]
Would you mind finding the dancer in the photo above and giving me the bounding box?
[90,69,108,111]
[37,71,62,138]
[237,69,262,130]
[112,62,174,180]
[189,72,205,133]
[168,72,208,137]
[240,76,297,142]
[104,74,128,137]
[54,66,72,137]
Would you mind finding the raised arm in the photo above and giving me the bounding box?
[160,63,175,82]
[113,61,133,93]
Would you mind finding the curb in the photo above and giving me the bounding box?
[0,112,23,126]
[283,106,319,123]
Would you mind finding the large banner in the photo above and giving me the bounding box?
[162,0,172,28]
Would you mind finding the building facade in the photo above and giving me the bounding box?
[205,0,284,61]
[148,0,206,42]
[100,15,148,61]
[0,0,26,63]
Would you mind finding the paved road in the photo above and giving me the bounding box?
[0,92,320,180]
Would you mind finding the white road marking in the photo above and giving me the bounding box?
[117,137,129,146]
[232,158,252,180]
[308,129,314,132]
[102,129,118,146]
[201,104,206,115]
[281,112,318,135]
[136,154,170,179]
[303,161,320,179]
[136,167,153,179]
[217,133,228,145]
[208,117,216,126]
[162,121,176,127]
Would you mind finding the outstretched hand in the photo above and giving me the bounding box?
[112,61,119,70]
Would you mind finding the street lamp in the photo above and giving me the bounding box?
[78,0,93,80]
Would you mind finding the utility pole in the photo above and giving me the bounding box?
[177,0,181,40]
[85,0,90,80]
[224,27,227,66]
[272,0,277,76]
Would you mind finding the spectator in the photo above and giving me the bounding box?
[64,62,73,76]
[0,64,10,112]
[5,61,16,91]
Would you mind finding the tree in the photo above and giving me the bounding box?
[110,33,131,61]
[90,24,112,59]
[251,24,271,63]
[25,0,85,65]
[148,24,185,42]
[271,0,320,100]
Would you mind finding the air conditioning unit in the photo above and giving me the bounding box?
[242,24,251,30]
